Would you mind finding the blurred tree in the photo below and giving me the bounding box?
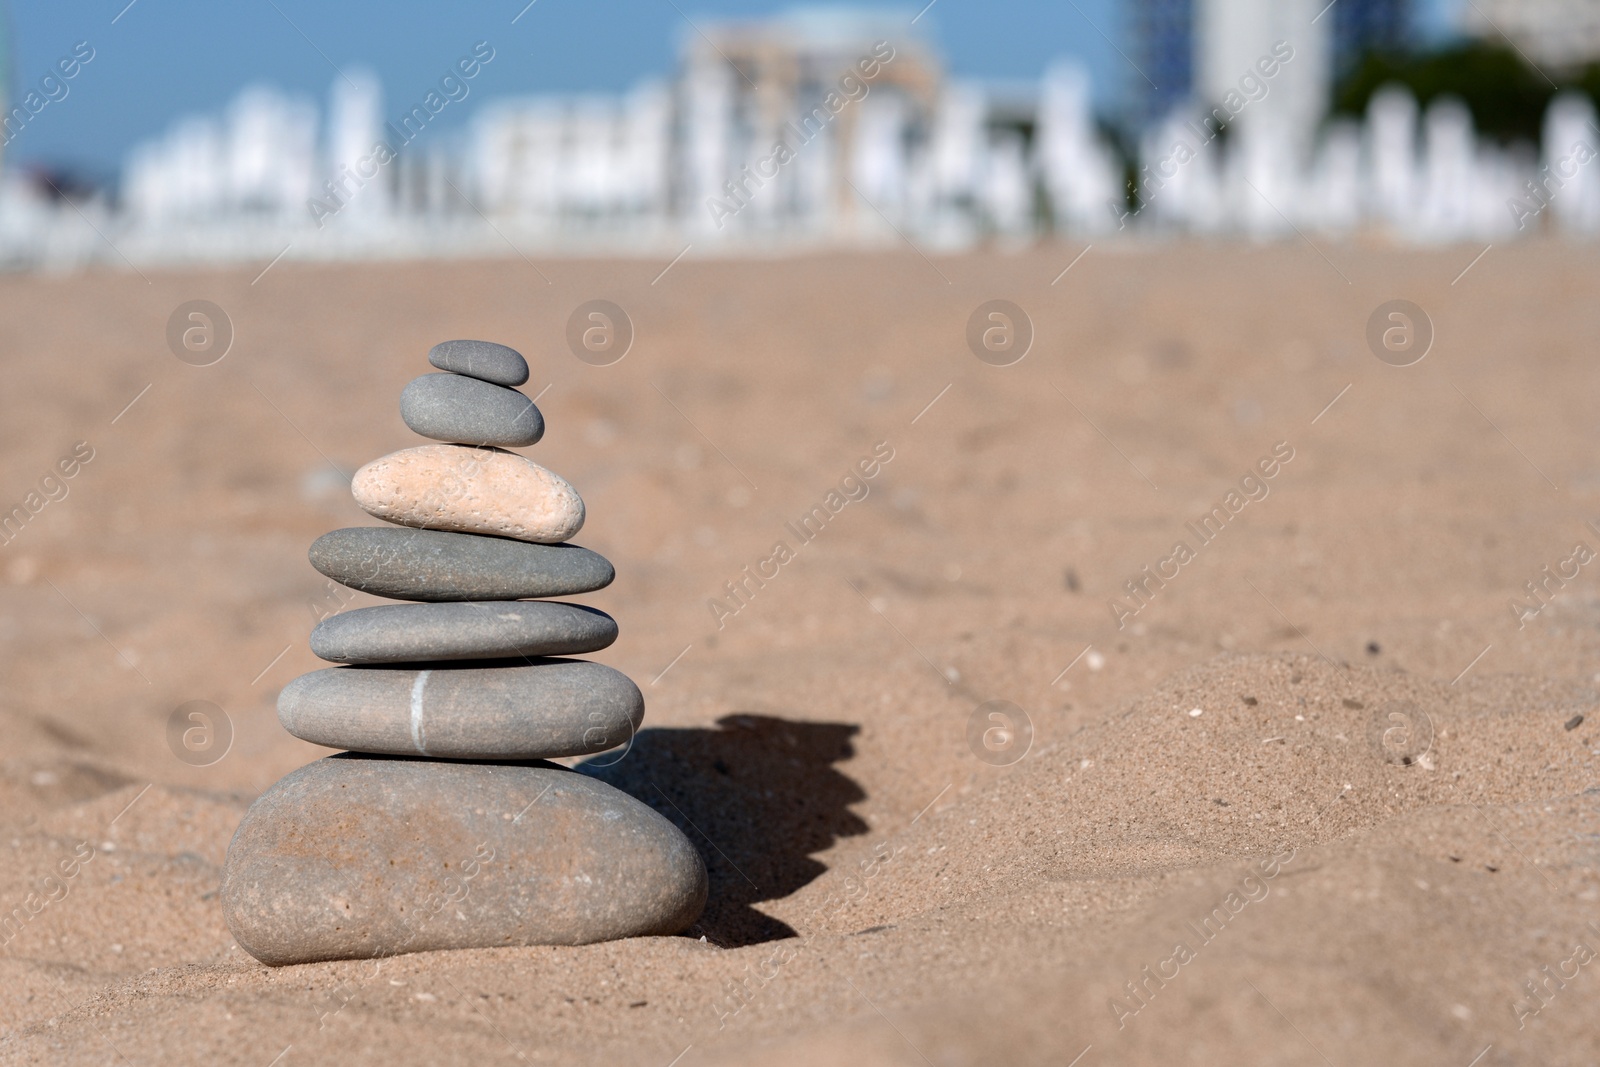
[1331,41,1586,143]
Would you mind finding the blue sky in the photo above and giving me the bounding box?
[6,0,1459,178]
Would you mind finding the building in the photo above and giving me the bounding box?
[1127,0,1195,129]
[672,8,941,239]
[1462,0,1600,70]
[1332,0,1410,76]
[1195,0,1331,153]
[1131,0,1387,155]
[470,7,1122,243]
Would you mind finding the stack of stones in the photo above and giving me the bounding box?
[221,340,706,967]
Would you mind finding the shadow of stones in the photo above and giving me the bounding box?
[578,713,866,947]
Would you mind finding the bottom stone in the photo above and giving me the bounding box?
[220,755,707,965]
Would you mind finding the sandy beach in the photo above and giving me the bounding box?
[0,242,1596,1065]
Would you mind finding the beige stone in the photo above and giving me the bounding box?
[351,445,584,543]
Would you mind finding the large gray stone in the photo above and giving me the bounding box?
[309,528,614,602]
[220,756,706,965]
[400,373,543,448]
[278,659,643,758]
[427,339,529,387]
[310,601,617,664]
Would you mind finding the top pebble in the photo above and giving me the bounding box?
[428,339,529,388]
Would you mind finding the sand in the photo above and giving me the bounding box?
[0,242,1595,1065]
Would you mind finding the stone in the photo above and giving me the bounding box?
[220,755,707,965]
[279,659,643,758]
[427,339,529,387]
[309,527,614,602]
[351,445,584,543]
[400,373,544,448]
[310,601,617,664]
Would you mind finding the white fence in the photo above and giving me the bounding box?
[2,64,1596,271]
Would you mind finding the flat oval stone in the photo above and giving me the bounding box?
[221,756,706,965]
[278,659,644,758]
[310,601,617,664]
[427,339,529,387]
[400,373,543,448]
[351,445,584,543]
[309,528,613,601]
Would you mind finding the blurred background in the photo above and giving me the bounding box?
[3,0,1597,268]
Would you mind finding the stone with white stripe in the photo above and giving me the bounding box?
[277,659,643,760]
